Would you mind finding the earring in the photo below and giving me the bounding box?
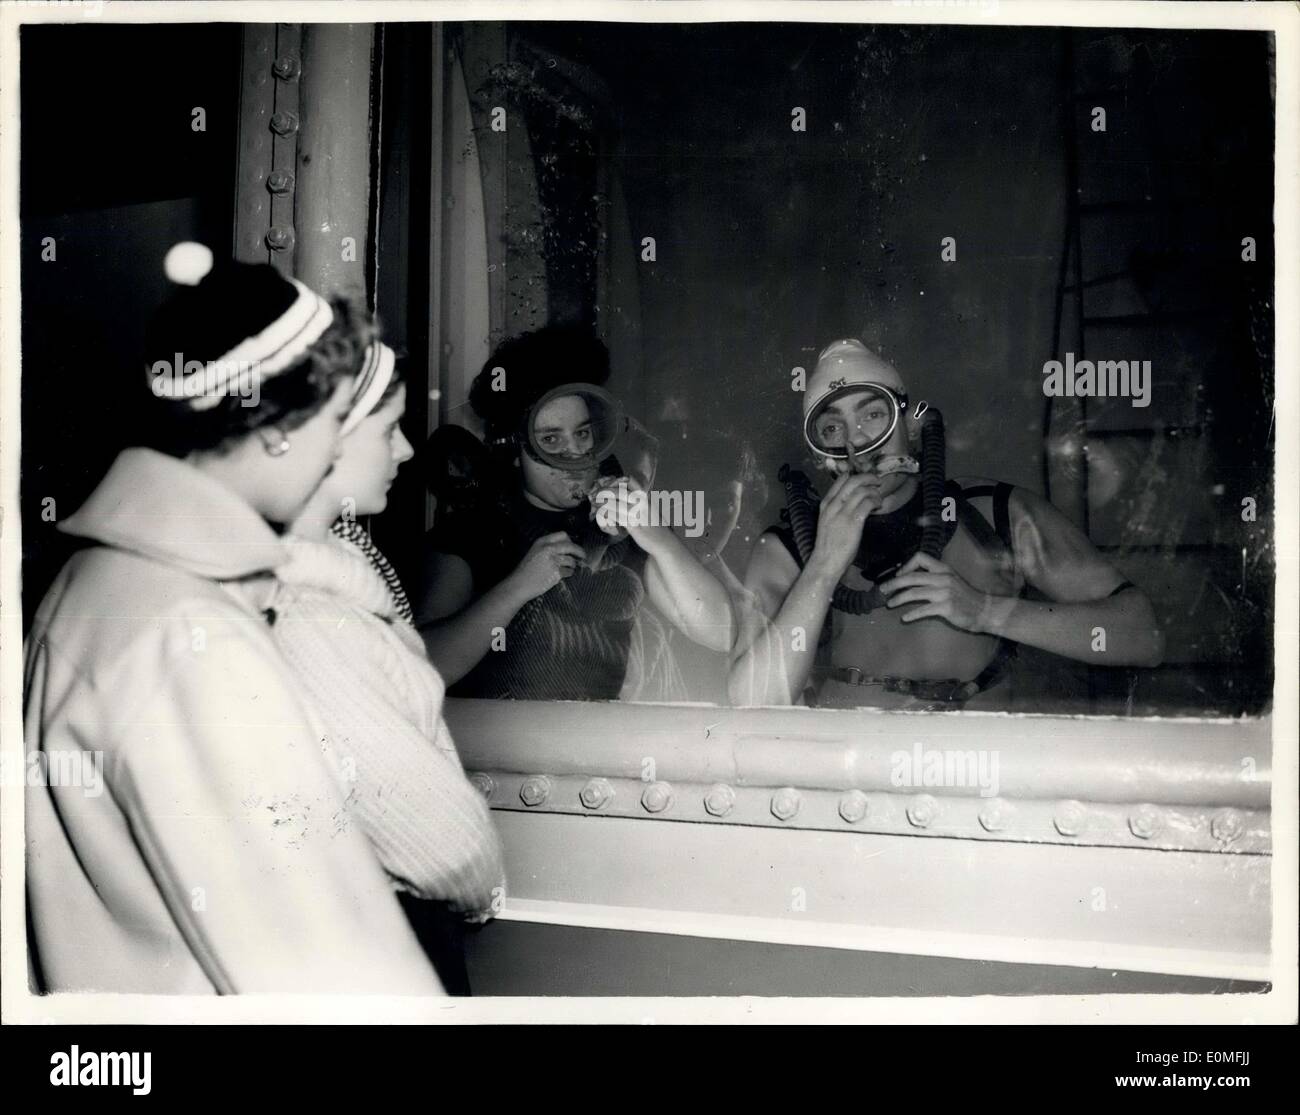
[261,429,291,457]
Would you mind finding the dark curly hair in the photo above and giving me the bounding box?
[141,296,377,457]
[469,323,611,446]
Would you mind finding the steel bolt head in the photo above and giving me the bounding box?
[1129,805,1163,840]
[703,783,735,817]
[272,54,301,81]
[838,790,869,824]
[906,794,938,829]
[519,775,551,808]
[580,777,613,810]
[269,110,300,136]
[267,170,295,195]
[978,799,1010,833]
[1211,809,1244,844]
[1054,800,1088,837]
[641,781,674,814]
[770,787,801,822]
[468,772,494,799]
[264,226,295,252]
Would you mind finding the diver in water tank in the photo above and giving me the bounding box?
[729,339,1165,709]
[415,325,734,701]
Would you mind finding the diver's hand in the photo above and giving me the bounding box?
[593,476,682,555]
[506,532,586,601]
[809,474,882,581]
[879,552,995,632]
[591,476,662,546]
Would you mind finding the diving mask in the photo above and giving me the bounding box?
[803,381,912,464]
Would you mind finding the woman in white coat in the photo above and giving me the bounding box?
[274,343,506,994]
[23,244,446,996]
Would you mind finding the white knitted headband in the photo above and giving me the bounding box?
[151,242,335,411]
[340,342,397,437]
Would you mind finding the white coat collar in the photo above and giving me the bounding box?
[60,447,289,579]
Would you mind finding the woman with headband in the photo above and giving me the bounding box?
[23,243,445,994]
[273,342,505,994]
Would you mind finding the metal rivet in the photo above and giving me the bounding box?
[270,110,300,136]
[1211,809,1244,844]
[1129,805,1162,840]
[978,798,1011,833]
[838,790,869,824]
[641,781,674,814]
[267,170,295,195]
[1054,800,1087,837]
[770,787,801,821]
[468,772,494,799]
[272,54,301,81]
[519,775,550,808]
[580,777,613,810]
[265,226,295,252]
[906,794,938,828]
[703,783,735,818]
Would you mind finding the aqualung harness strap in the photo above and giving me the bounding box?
[955,482,1015,560]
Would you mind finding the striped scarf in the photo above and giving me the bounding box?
[330,518,414,625]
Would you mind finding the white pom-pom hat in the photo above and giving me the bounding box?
[147,242,334,410]
[163,241,214,286]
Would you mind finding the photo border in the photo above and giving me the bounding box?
[1,0,1294,1026]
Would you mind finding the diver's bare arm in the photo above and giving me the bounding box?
[996,487,1165,666]
[727,538,839,706]
[415,554,537,685]
[981,588,1165,667]
[729,475,880,705]
[882,485,1165,667]
[640,527,735,652]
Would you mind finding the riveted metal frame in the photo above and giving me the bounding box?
[234,24,302,273]
[448,699,1272,854]
[468,771,1268,855]
[449,700,1272,977]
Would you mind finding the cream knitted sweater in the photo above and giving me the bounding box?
[272,531,505,919]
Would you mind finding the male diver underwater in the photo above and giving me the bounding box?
[730,339,1165,710]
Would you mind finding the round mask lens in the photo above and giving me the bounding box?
[527,385,622,472]
[805,383,900,458]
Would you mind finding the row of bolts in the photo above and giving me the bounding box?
[263,52,301,253]
[466,773,1247,844]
